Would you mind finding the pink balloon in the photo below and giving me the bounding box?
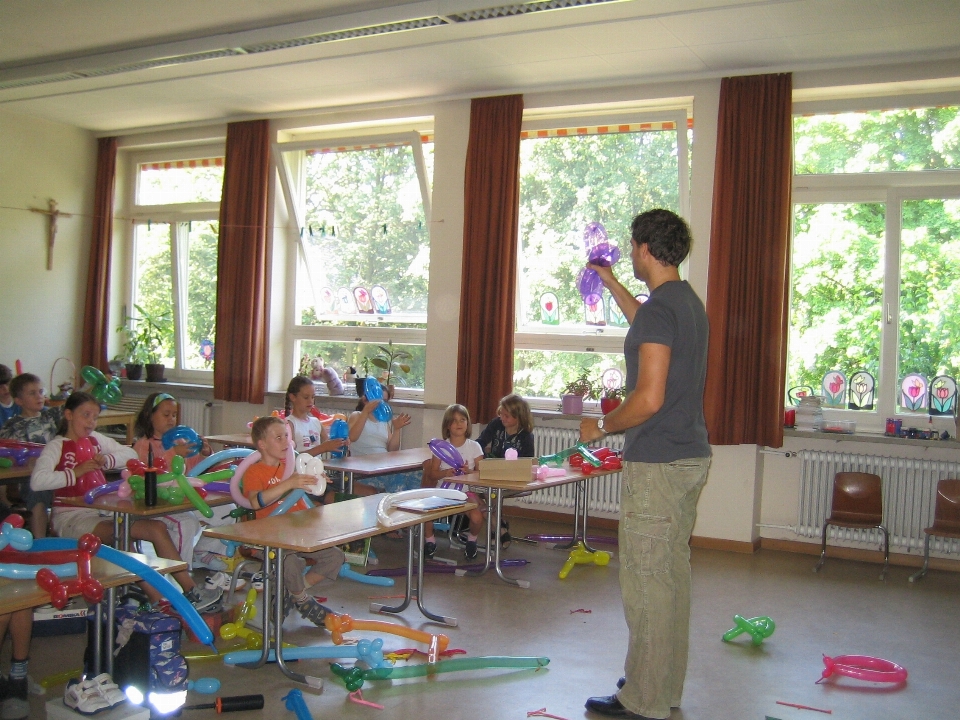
[820,654,908,684]
[428,439,466,474]
[117,481,133,499]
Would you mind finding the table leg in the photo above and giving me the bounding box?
[370,528,415,614]
[459,488,494,577]
[92,601,102,676]
[493,491,530,589]
[272,548,323,687]
[236,550,271,669]
[578,479,599,553]
[346,471,354,495]
[106,587,116,678]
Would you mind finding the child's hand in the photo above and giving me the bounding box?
[363,398,382,415]
[75,458,103,476]
[171,441,193,457]
[199,438,212,456]
[393,413,412,429]
[286,473,318,491]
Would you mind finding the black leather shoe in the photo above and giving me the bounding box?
[617,676,625,689]
[584,695,650,718]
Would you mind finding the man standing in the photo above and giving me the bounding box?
[580,209,711,719]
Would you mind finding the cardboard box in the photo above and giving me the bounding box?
[477,458,534,484]
[32,601,90,637]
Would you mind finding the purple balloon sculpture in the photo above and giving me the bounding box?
[577,267,604,306]
[577,222,620,305]
[428,439,466,475]
[582,222,608,250]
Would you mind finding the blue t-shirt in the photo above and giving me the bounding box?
[623,280,711,463]
[0,401,20,429]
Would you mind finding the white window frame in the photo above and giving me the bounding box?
[275,128,433,398]
[123,144,224,383]
[514,107,691,409]
[791,169,960,431]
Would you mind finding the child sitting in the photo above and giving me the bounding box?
[421,404,484,559]
[30,392,222,612]
[131,392,230,573]
[0,373,62,537]
[284,375,350,457]
[0,365,19,427]
[476,393,536,459]
[243,416,344,626]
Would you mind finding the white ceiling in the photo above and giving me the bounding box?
[1,0,959,133]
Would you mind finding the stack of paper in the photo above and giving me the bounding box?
[794,396,824,432]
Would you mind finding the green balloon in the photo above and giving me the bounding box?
[332,656,550,691]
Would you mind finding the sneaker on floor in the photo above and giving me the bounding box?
[85,674,125,709]
[294,595,331,628]
[423,541,437,559]
[250,571,264,591]
[1,677,28,720]
[64,679,110,716]
[184,585,223,613]
[193,551,228,572]
[205,571,245,592]
[465,540,478,560]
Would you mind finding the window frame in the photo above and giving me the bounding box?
[790,166,960,430]
[276,127,433,398]
[122,144,224,383]
[513,106,691,409]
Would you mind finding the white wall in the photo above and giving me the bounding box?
[0,107,96,378]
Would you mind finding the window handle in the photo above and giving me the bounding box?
[886,303,892,324]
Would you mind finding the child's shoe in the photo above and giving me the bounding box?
[85,674,125,709]
[423,541,437,559]
[64,679,110,716]
[465,540,478,560]
[205,571,245,592]
[293,595,331,628]
[1,676,29,720]
[184,585,223,613]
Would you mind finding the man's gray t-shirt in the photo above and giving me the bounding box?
[622,280,711,463]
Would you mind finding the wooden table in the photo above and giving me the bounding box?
[203,494,476,685]
[59,491,234,552]
[205,433,255,449]
[324,447,432,493]
[0,551,185,679]
[96,409,138,444]
[460,463,622,588]
[0,460,34,487]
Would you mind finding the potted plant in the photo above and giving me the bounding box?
[116,318,149,381]
[123,305,170,383]
[600,385,625,414]
[561,372,595,415]
[371,340,412,390]
[355,356,372,396]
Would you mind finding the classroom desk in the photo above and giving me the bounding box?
[202,494,475,685]
[459,463,622,588]
[205,433,254,449]
[0,460,34,487]
[96,409,138,444]
[324,447,432,493]
[58,491,234,552]
[0,552,185,679]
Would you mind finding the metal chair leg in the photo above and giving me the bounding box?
[879,525,889,580]
[813,523,829,572]
[909,533,932,583]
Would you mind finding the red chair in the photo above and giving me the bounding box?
[814,472,889,580]
[909,479,960,583]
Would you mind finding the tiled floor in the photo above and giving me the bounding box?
[16,516,960,719]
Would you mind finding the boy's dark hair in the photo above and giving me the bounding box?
[56,391,99,436]
[0,365,12,385]
[251,415,284,445]
[630,209,692,268]
[9,373,41,400]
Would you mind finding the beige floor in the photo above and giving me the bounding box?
[17,516,960,720]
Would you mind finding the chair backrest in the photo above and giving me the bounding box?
[830,472,883,524]
[934,479,960,532]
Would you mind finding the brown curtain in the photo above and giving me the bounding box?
[456,95,524,422]
[704,73,793,448]
[81,137,118,371]
[213,120,271,404]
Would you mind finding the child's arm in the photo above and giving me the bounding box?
[518,431,536,458]
[347,403,379,442]
[246,473,318,512]
[30,438,75,491]
[93,432,138,469]
[422,456,461,486]
[386,413,411,452]
[476,419,496,454]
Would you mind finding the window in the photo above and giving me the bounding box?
[788,106,960,427]
[514,110,690,403]
[280,128,433,394]
[122,150,223,380]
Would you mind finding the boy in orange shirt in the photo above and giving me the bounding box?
[243,416,343,626]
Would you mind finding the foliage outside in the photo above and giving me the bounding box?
[298,340,425,391]
[788,107,960,411]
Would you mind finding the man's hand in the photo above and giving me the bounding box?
[580,417,605,444]
[588,262,617,287]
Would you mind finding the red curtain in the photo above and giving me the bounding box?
[81,137,118,371]
[704,73,793,448]
[213,120,271,404]
[456,95,524,423]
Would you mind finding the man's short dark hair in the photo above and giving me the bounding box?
[631,209,692,267]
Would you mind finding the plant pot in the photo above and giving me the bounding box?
[145,364,166,383]
[125,363,143,381]
[600,397,622,414]
[561,394,584,415]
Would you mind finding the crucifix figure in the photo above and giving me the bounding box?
[29,198,72,271]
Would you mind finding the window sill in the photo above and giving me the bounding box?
[784,427,959,450]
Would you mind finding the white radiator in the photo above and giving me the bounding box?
[798,450,960,555]
[510,426,623,515]
[179,398,212,436]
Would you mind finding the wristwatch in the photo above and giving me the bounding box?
[597,415,608,435]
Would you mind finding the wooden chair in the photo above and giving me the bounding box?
[909,479,960,583]
[814,471,889,580]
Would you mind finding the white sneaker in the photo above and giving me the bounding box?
[185,585,223,613]
[205,571,245,592]
[64,679,110,715]
[86,674,125,708]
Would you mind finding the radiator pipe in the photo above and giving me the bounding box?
[760,449,798,457]
[755,523,801,533]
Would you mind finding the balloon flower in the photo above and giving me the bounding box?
[80,365,122,405]
[428,439,466,474]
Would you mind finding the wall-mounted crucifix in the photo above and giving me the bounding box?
[29,198,72,271]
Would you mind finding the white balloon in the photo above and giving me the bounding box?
[294,453,327,496]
